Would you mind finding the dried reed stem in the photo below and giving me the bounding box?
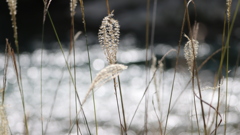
[6,40,29,135]
[43,0,52,24]
[105,0,110,14]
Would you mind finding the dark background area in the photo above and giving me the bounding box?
[0,0,240,53]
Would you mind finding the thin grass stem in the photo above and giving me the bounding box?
[78,0,97,134]
[113,78,123,135]
[184,1,207,134]
[163,1,187,133]
[117,76,127,134]
[46,11,91,134]
[216,1,240,134]
[2,41,10,105]
[40,21,45,135]
[144,0,151,134]
[7,45,29,135]
[105,0,110,15]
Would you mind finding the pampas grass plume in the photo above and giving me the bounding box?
[82,64,127,105]
[98,11,120,64]
[184,34,199,73]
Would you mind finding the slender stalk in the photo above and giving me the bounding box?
[215,12,227,135]
[41,0,51,133]
[163,1,186,134]
[6,1,28,134]
[78,0,97,134]
[70,6,81,135]
[117,76,127,134]
[185,2,207,134]
[216,1,240,134]
[224,13,230,135]
[69,71,72,128]
[113,78,123,135]
[144,0,151,134]
[105,0,110,14]
[192,90,200,135]
[8,46,29,135]
[40,22,45,135]
[2,41,10,105]
[46,11,91,134]
[129,49,176,130]
[129,65,159,129]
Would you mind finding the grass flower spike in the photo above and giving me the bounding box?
[82,64,127,105]
[6,0,18,49]
[226,0,232,22]
[70,0,77,17]
[184,34,199,74]
[98,11,120,64]
[6,0,17,16]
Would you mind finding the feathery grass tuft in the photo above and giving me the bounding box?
[98,11,120,65]
[82,64,127,105]
[184,34,199,74]
[226,0,232,22]
[6,0,18,50]
[70,0,78,17]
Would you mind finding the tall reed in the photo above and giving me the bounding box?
[3,0,240,134]
[98,11,128,134]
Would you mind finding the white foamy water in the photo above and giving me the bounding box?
[0,40,240,135]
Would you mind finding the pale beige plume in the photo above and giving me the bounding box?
[70,0,78,17]
[184,34,199,74]
[82,64,127,105]
[226,0,232,22]
[6,0,18,48]
[98,11,120,64]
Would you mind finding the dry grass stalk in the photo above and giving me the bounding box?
[74,31,82,41]
[7,45,18,78]
[6,40,29,135]
[184,34,199,74]
[151,55,157,72]
[1,39,11,104]
[192,22,199,40]
[98,11,120,64]
[43,0,52,24]
[82,64,127,105]
[151,54,164,134]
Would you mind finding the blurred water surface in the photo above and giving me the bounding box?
[1,37,240,135]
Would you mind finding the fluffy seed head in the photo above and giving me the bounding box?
[90,64,127,90]
[82,64,127,105]
[184,34,199,73]
[70,0,78,16]
[6,0,17,16]
[98,11,120,64]
[226,0,232,22]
